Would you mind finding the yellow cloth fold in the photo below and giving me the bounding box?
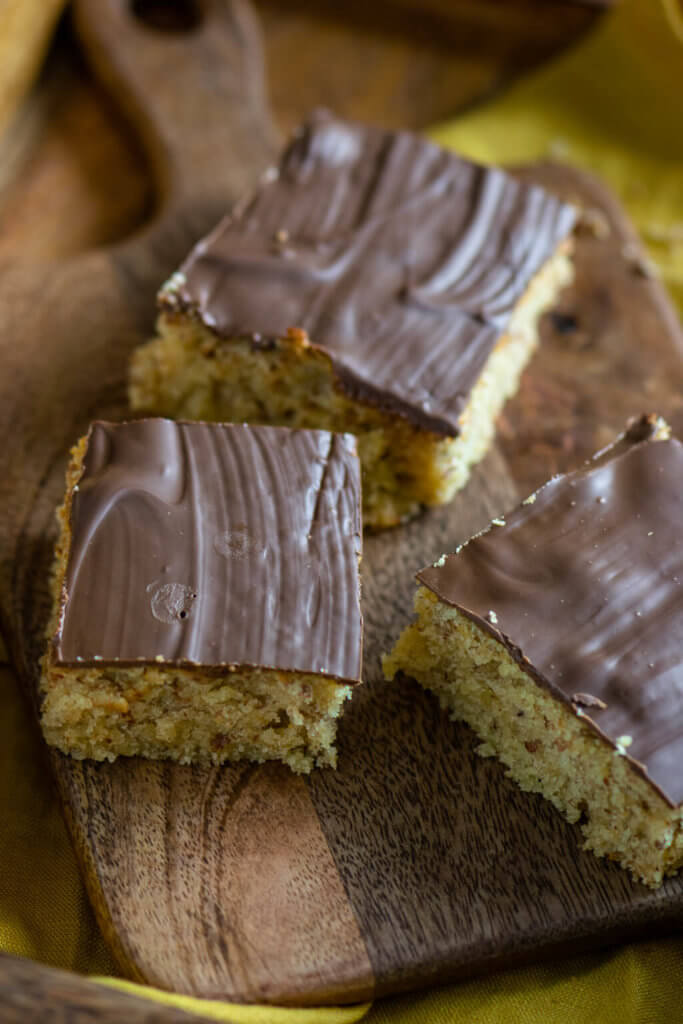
[1,1,681,1021]
[367,940,683,1024]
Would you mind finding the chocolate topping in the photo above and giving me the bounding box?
[55,420,362,683]
[418,417,683,807]
[162,110,576,435]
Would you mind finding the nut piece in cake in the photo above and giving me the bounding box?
[41,419,362,772]
[129,110,576,528]
[384,415,683,886]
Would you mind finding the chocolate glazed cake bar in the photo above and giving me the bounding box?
[384,416,683,886]
[129,110,576,528]
[41,420,362,772]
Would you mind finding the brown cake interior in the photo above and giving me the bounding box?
[384,419,683,887]
[384,587,683,888]
[130,244,572,528]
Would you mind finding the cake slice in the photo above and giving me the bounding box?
[384,415,683,886]
[41,419,362,772]
[129,110,576,528]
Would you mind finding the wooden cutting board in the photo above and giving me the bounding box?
[0,0,681,1009]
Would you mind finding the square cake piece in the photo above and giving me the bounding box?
[129,110,576,528]
[41,419,362,772]
[384,415,683,886]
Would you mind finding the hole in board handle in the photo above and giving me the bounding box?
[131,0,202,33]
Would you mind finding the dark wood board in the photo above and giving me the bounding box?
[255,0,608,135]
[0,0,681,1011]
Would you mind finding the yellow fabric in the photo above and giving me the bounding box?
[95,978,367,1024]
[1,1,682,1021]
[367,940,683,1024]
[93,938,683,1024]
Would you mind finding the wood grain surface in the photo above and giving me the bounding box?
[1,0,681,1015]
[255,0,607,135]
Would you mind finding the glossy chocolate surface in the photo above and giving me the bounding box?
[55,420,362,682]
[418,417,683,807]
[162,111,576,435]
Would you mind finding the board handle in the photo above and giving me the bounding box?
[73,0,277,212]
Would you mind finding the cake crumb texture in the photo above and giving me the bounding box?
[384,587,683,888]
[41,660,351,773]
[130,246,572,528]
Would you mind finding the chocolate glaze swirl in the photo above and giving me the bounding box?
[162,111,576,435]
[55,420,362,683]
[418,417,683,807]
